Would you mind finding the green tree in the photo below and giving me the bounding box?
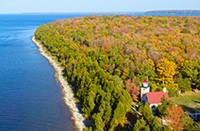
[182,114,194,130]
[151,117,163,131]
[92,113,104,131]
[157,96,173,116]
[180,60,199,89]
[133,118,150,131]
[176,78,191,92]
[163,125,172,131]
[139,103,154,123]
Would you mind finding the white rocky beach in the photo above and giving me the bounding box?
[32,36,85,131]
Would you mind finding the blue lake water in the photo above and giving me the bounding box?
[0,14,87,131]
[0,13,199,131]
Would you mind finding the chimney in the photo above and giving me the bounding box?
[163,87,167,93]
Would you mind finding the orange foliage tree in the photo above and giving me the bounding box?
[125,78,140,102]
[165,106,184,131]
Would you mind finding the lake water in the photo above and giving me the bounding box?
[0,14,87,131]
[0,13,199,131]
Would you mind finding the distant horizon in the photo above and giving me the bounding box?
[0,9,200,15]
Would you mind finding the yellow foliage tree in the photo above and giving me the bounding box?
[156,59,177,88]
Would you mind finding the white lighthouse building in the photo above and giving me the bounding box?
[140,79,150,102]
[140,79,169,111]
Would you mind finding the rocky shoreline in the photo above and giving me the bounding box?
[32,36,85,131]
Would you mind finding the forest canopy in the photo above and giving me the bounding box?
[35,16,200,130]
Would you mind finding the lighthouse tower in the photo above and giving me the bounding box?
[140,79,150,102]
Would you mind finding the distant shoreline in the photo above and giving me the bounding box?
[1,10,200,15]
[32,36,85,131]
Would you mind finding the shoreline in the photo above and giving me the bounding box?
[32,36,85,131]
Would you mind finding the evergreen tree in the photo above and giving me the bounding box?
[133,118,150,131]
[157,96,173,116]
[151,117,163,131]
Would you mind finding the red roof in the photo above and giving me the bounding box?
[143,79,148,82]
[146,92,169,104]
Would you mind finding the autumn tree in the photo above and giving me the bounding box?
[35,16,200,130]
[165,106,184,131]
[125,78,140,102]
[156,59,178,94]
[156,59,177,85]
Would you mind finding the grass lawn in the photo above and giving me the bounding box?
[171,91,200,113]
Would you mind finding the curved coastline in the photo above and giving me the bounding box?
[32,36,85,131]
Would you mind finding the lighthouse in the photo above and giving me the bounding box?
[140,79,150,102]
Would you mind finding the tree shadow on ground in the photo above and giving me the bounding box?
[192,100,200,104]
[180,105,200,122]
